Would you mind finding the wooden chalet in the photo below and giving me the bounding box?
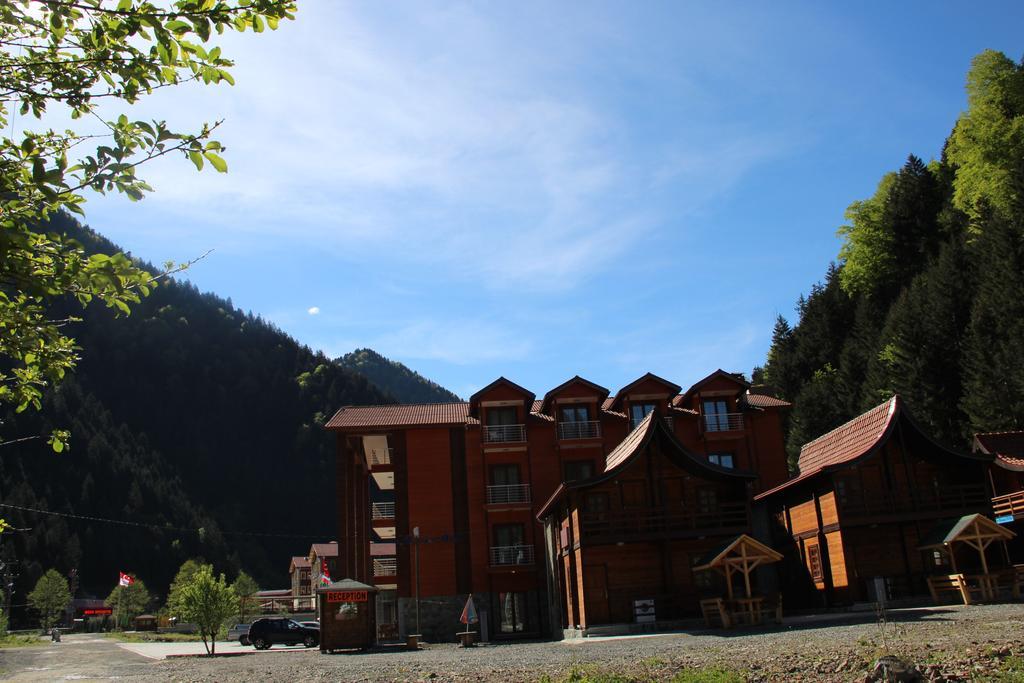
[756,395,996,606]
[537,412,768,633]
[974,431,1024,530]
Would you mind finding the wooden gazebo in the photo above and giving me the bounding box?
[919,514,1017,604]
[694,534,783,627]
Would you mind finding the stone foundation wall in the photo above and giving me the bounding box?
[396,593,492,643]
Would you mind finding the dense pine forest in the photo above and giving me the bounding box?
[0,216,452,619]
[758,50,1024,467]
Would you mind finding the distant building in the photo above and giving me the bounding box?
[325,370,791,641]
[309,542,339,587]
[289,556,312,609]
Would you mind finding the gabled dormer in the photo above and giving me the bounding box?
[673,369,749,434]
[609,372,682,427]
[540,375,610,441]
[469,377,536,444]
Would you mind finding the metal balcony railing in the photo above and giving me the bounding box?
[489,544,535,566]
[371,502,395,520]
[557,420,601,440]
[367,447,394,467]
[486,483,531,505]
[373,557,397,577]
[993,490,1024,521]
[702,413,744,432]
[482,424,526,444]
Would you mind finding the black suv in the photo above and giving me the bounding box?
[247,618,319,649]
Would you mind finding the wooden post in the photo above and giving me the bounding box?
[948,544,958,573]
[741,543,752,598]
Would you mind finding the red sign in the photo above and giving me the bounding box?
[327,590,367,603]
[82,608,113,616]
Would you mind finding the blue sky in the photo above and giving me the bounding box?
[78,1,1024,400]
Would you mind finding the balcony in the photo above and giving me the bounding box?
[486,483,531,505]
[992,490,1024,522]
[373,557,398,578]
[557,420,601,440]
[482,424,526,444]
[579,503,749,544]
[371,502,395,520]
[489,544,535,566]
[367,446,394,468]
[838,484,989,520]
[703,413,744,432]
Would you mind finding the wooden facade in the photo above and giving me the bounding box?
[757,396,996,606]
[537,413,764,631]
[325,370,791,640]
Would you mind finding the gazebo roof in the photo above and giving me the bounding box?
[316,578,378,593]
[918,514,1016,549]
[694,534,783,571]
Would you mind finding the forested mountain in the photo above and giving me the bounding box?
[0,216,455,620]
[338,348,462,403]
[758,50,1024,467]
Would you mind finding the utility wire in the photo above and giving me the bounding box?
[0,502,335,540]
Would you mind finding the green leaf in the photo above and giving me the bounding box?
[203,152,227,173]
[188,150,204,170]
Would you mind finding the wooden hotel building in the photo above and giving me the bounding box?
[325,370,791,640]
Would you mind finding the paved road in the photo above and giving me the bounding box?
[0,634,153,681]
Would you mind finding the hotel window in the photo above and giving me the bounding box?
[696,488,718,514]
[630,402,658,426]
[708,453,734,469]
[564,460,594,482]
[583,492,610,516]
[808,545,823,581]
[560,405,589,422]
[493,523,524,547]
[486,406,518,425]
[489,464,520,486]
[703,399,729,431]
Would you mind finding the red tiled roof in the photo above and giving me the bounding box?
[744,393,792,408]
[755,396,900,500]
[605,412,656,471]
[797,396,897,473]
[310,542,339,558]
[974,431,1024,471]
[290,556,311,569]
[326,403,471,429]
[677,369,749,405]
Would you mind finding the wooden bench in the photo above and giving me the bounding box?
[927,574,971,604]
[1013,565,1024,600]
[699,598,732,628]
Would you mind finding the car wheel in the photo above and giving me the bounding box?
[304,635,317,648]
[253,637,269,650]
[240,635,249,646]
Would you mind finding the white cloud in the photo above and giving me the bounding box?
[307,307,320,316]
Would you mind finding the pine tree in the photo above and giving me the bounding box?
[961,215,1024,431]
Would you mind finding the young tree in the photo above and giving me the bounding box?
[178,564,235,655]
[165,558,204,618]
[230,571,259,623]
[27,569,72,630]
[105,576,151,629]
[0,0,296,452]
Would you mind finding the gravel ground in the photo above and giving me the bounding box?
[140,603,1024,682]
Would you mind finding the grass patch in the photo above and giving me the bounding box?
[539,664,746,683]
[979,655,1024,683]
[671,669,746,683]
[0,634,43,648]
[104,631,205,643]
